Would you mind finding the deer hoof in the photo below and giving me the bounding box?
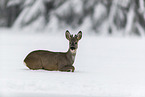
[67,69,74,72]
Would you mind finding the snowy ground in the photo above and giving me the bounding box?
[0,30,145,97]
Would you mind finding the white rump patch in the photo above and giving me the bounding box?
[24,62,27,66]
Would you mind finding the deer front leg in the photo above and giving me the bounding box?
[58,65,75,72]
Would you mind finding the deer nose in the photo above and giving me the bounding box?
[70,47,75,50]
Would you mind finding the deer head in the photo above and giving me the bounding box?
[65,30,82,53]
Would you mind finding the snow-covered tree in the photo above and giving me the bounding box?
[0,0,144,36]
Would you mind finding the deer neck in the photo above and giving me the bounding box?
[66,49,76,63]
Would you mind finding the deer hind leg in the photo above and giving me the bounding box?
[59,65,75,72]
[24,56,43,70]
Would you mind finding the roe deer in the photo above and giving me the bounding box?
[24,30,82,72]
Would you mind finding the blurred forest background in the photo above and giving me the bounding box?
[0,0,145,36]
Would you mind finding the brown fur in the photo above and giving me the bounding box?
[24,30,82,72]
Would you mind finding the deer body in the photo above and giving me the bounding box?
[24,30,82,72]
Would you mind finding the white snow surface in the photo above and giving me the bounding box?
[0,30,145,97]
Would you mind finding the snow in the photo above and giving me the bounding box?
[117,0,130,7]
[125,6,135,35]
[136,22,145,37]
[7,0,23,7]
[13,0,45,30]
[0,29,145,97]
[107,0,119,35]
[13,7,30,28]
[55,0,83,16]
[139,0,145,13]
[93,3,107,21]
[70,0,83,14]
[79,16,93,34]
[54,1,71,17]
[46,15,60,33]
[23,0,45,23]
[4,0,144,36]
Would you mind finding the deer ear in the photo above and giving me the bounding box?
[65,30,71,40]
[77,31,82,40]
